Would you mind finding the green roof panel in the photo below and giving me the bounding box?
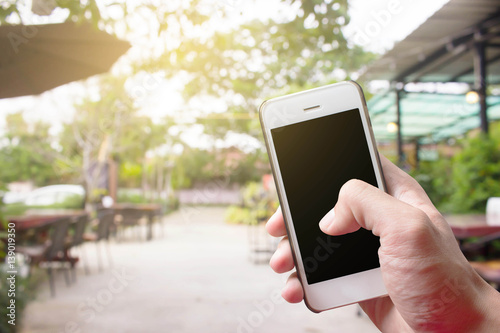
[367,92,500,142]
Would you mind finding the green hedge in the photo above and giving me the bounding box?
[412,123,500,214]
[224,182,278,225]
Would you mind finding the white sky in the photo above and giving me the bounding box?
[345,0,449,53]
[0,0,450,148]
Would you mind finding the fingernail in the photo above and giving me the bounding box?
[319,207,335,230]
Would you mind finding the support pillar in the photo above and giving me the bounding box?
[414,138,420,170]
[395,86,404,165]
[108,159,118,202]
[474,31,489,134]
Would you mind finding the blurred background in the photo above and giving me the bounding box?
[1,0,500,332]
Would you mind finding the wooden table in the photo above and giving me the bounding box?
[446,215,500,289]
[7,210,86,231]
[112,204,163,240]
[8,215,64,231]
[446,214,500,261]
[5,211,86,256]
[445,214,500,239]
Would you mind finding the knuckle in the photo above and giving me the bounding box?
[339,179,372,206]
[339,179,365,198]
[404,208,436,239]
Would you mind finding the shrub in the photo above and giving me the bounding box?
[412,122,500,214]
[225,181,278,225]
[224,206,252,224]
[447,134,500,213]
[117,192,150,204]
[411,157,453,210]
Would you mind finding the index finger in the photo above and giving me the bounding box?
[266,207,287,237]
[320,179,444,240]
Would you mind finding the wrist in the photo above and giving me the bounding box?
[474,282,500,332]
[417,266,498,333]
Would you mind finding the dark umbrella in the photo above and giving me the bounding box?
[0,22,130,99]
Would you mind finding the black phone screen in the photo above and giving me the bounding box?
[271,108,381,285]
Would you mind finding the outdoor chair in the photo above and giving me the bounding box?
[64,214,90,279]
[115,207,147,241]
[247,216,278,265]
[17,217,72,297]
[83,209,115,272]
[153,206,166,239]
[144,205,165,240]
[142,206,165,240]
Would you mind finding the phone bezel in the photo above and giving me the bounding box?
[259,81,388,312]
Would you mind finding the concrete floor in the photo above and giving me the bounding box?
[20,206,380,333]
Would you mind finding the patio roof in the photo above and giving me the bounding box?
[361,0,500,84]
[360,0,500,162]
[368,92,500,143]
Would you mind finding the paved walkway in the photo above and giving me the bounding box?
[20,206,380,333]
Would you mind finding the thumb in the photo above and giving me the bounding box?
[319,179,428,239]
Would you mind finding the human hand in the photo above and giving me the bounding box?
[266,155,500,332]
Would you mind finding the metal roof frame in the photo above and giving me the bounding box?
[360,0,500,163]
[361,1,500,84]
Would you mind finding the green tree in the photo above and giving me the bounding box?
[58,75,170,202]
[170,146,269,189]
[0,0,102,25]
[0,0,209,30]
[0,113,59,186]
[1,0,379,196]
[138,0,376,143]
[145,0,373,103]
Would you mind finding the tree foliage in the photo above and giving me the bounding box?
[0,113,59,186]
[142,0,375,108]
[0,0,379,191]
[134,0,376,147]
[413,122,500,213]
[57,75,172,199]
[170,147,269,189]
[0,0,102,26]
[448,133,500,212]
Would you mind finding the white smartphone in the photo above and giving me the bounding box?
[259,81,388,312]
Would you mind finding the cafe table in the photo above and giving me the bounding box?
[111,204,163,240]
[8,208,85,224]
[6,210,87,244]
[445,214,500,290]
[445,214,500,239]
